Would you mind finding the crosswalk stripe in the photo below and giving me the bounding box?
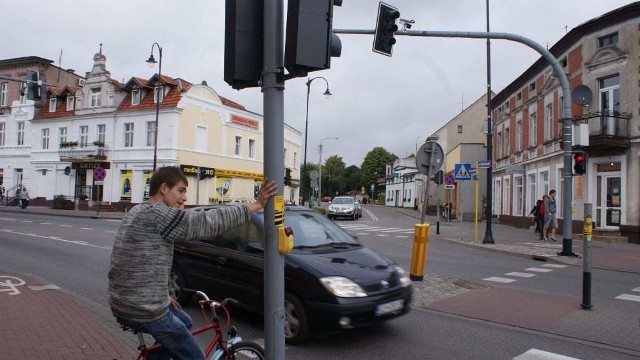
[379,228,412,233]
[524,267,553,273]
[505,272,536,278]
[483,277,517,283]
[514,348,580,360]
[375,234,390,237]
[631,287,640,292]
[540,264,567,268]
[615,294,640,302]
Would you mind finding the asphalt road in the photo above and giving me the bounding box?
[0,209,637,359]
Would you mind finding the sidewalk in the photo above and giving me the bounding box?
[1,205,638,357]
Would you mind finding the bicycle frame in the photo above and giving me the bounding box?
[134,292,242,360]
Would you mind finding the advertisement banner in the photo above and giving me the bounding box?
[143,170,153,201]
[215,177,231,202]
[120,170,132,200]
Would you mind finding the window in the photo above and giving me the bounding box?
[124,123,134,147]
[502,178,510,215]
[0,122,5,146]
[66,96,75,111]
[49,98,57,112]
[97,124,106,144]
[59,127,68,146]
[0,82,8,107]
[544,104,553,140]
[504,127,510,156]
[79,125,89,147]
[90,88,101,107]
[599,75,620,136]
[529,82,536,91]
[514,176,523,216]
[42,128,50,149]
[195,125,207,152]
[516,118,522,151]
[234,136,242,156]
[516,92,522,100]
[16,121,24,146]
[528,112,537,147]
[457,125,463,133]
[561,57,568,68]
[540,171,550,197]
[293,151,297,168]
[154,86,164,103]
[598,32,618,48]
[146,121,157,147]
[132,89,141,105]
[496,131,502,158]
[249,139,256,158]
[527,173,537,213]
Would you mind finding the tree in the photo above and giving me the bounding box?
[360,147,397,188]
[343,165,362,194]
[322,155,345,196]
[300,162,318,200]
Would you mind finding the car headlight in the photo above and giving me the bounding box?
[319,276,367,297]
[395,266,411,287]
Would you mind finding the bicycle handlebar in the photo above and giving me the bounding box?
[183,288,240,308]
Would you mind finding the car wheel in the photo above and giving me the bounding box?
[352,212,357,220]
[284,293,310,344]
[168,268,192,306]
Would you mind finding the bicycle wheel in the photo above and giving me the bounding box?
[214,341,265,360]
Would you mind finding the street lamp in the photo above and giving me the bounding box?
[145,42,162,171]
[302,77,331,206]
[318,136,339,206]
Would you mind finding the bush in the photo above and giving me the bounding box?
[53,195,74,210]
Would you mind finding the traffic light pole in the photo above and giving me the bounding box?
[263,0,286,358]
[334,28,576,256]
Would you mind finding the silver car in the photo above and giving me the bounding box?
[327,196,361,220]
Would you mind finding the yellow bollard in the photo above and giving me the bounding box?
[410,223,430,281]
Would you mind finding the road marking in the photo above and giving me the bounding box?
[40,222,52,225]
[379,228,411,233]
[28,284,61,291]
[81,227,93,230]
[513,348,580,360]
[0,229,110,250]
[375,234,390,237]
[632,287,640,292]
[505,272,536,278]
[524,267,553,273]
[104,230,117,233]
[483,277,516,283]
[60,225,72,228]
[22,220,33,223]
[540,264,567,268]
[615,294,640,303]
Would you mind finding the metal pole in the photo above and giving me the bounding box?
[334,28,575,254]
[263,0,285,357]
[420,141,436,224]
[318,142,323,207]
[581,203,593,309]
[153,46,162,171]
[483,0,495,244]
[302,77,330,207]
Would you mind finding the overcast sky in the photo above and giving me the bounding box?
[2,0,634,166]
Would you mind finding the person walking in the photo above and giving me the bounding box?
[108,166,277,360]
[543,190,558,241]
[18,186,30,209]
[0,184,4,206]
[529,195,547,239]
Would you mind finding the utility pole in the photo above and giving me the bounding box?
[483,0,495,244]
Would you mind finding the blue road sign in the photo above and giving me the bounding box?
[477,160,491,168]
[454,163,473,181]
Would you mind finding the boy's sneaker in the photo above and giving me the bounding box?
[542,237,548,241]
[550,237,557,242]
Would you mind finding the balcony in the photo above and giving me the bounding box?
[574,111,632,151]
[58,142,109,162]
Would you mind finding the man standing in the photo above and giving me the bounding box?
[543,190,558,241]
[108,166,277,360]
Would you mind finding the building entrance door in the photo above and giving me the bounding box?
[596,174,621,229]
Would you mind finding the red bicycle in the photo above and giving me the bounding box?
[120,290,265,360]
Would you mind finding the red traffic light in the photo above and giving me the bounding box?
[573,152,587,175]
[574,153,585,162]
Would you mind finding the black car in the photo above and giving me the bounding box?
[170,205,412,344]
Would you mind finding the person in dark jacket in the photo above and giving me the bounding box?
[529,195,547,239]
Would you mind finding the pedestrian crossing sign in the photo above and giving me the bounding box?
[454,163,473,181]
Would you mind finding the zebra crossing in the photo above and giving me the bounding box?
[337,223,415,238]
[615,287,640,303]
[482,263,568,284]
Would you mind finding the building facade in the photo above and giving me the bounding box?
[1,51,301,208]
[490,3,639,243]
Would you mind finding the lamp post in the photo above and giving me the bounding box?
[302,77,331,206]
[318,136,339,206]
[145,42,162,171]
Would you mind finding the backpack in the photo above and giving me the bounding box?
[538,201,545,216]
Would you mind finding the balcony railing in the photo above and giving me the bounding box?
[574,111,632,150]
[59,144,109,162]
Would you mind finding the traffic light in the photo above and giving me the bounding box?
[26,70,46,100]
[284,0,342,77]
[224,0,264,89]
[373,2,400,56]
[284,167,292,186]
[431,170,444,185]
[573,152,587,175]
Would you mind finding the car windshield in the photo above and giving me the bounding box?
[285,211,359,249]
[332,197,354,205]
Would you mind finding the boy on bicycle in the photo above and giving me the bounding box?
[108,166,277,360]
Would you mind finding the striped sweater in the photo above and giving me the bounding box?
[108,202,250,322]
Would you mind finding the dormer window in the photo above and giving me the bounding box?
[66,96,75,111]
[132,89,141,105]
[598,32,618,48]
[49,98,57,112]
[154,86,164,103]
[90,88,102,107]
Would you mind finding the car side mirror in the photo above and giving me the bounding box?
[246,242,265,254]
